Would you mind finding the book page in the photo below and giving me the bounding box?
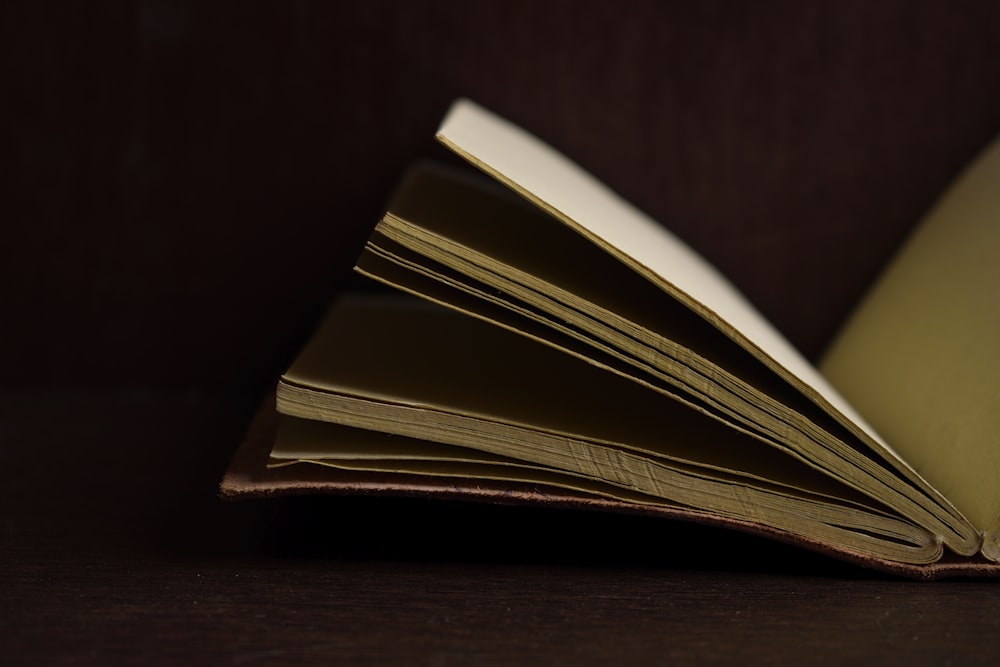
[436,100,899,462]
[277,296,942,564]
[822,136,1000,536]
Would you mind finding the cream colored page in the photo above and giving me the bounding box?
[437,99,891,454]
[271,417,677,507]
[821,136,1000,533]
[273,415,526,465]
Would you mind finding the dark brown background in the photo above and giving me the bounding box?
[8,0,1000,390]
[5,1,1000,664]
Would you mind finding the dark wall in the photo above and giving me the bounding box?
[7,0,1000,391]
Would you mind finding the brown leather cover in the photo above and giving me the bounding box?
[221,395,1000,580]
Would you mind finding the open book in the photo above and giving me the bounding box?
[222,100,1000,578]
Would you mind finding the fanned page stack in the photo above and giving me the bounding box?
[222,100,1000,578]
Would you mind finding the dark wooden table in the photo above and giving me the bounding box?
[4,390,1000,666]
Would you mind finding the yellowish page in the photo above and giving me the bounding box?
[822,136,1000,535]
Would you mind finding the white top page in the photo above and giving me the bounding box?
[436,98,891,453]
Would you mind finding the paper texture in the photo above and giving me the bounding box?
[822,135,1000,533]
[436,99,896,460]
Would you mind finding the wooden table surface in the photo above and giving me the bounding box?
[4,390,1000,666]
